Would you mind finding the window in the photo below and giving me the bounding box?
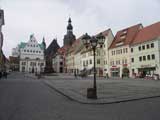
[39,51,41,53]
[139,46,141,51]
[151,43,154,48]
[122,59,124,64]
[22,62,26,65]
[24,50,26,52]
[83,61,85,66]
[116,60,120,65]
[27,50,29,52]
[143,56,146,61]
[60,62,63,65]
[147,44,150,49]
[152,54,155,60]
[125,59,127,64]
[131,48,133,53]
[131,58,134,62]
[139,56,142,61]
[126,48,128,53]
[90,59,92,64]
[142,45,145,50]
[97,59,100,64]
[86,60,88,65]
[123,48,125,53]
[147,55,150,60]
[30,50,32,52]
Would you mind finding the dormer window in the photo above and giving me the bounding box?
[116,41,124,46]
[120,35,126,40]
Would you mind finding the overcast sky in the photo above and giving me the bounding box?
[1,0,160,57]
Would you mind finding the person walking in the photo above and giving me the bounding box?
[74,70,77,79]
[0,71,2,80]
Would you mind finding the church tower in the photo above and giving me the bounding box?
[63,17,76,46]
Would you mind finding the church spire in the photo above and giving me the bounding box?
[63,17,76,46]
[42,36,46,51]
[67,17,73,32]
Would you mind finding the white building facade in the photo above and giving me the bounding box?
[19,34,45,73]
[130,22,160,78]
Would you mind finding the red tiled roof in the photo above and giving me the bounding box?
[131,22,160,45]
[109,24,142,49]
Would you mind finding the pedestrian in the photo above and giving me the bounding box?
[4,71,7,79]
[74,70,77,78]
[0,71,2,80]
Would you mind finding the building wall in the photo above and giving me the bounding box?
[109,45,131,77]
[130,39,160,77]
[20,59,45,73]
[52,54,64,73]
[102,30,114,76]
[19,35,45,73]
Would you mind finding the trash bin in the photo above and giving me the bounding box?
[87,88,97,99]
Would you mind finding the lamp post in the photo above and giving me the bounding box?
[82,33,105,99]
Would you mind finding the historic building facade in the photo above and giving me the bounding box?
[19,34,46,73]
[80,29,114,77]
[109,24,143,78]
[130,22,160,78]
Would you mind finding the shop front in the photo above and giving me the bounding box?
[110,66,120,77]
[138,65,156,78]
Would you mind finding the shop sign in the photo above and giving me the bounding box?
[141,64,151,68]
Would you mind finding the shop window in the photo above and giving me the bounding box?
[152,54,155,60]
[151,43,154,48]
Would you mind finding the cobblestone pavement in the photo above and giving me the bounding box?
[1,72,160,120]
[43,75,160,104]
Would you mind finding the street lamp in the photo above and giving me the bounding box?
[82,32,105,99]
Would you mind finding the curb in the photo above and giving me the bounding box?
[42,80,160,105]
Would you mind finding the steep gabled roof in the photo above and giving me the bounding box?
[131,22,160,45]
[46,39,60,57]
[109,24,142,49]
